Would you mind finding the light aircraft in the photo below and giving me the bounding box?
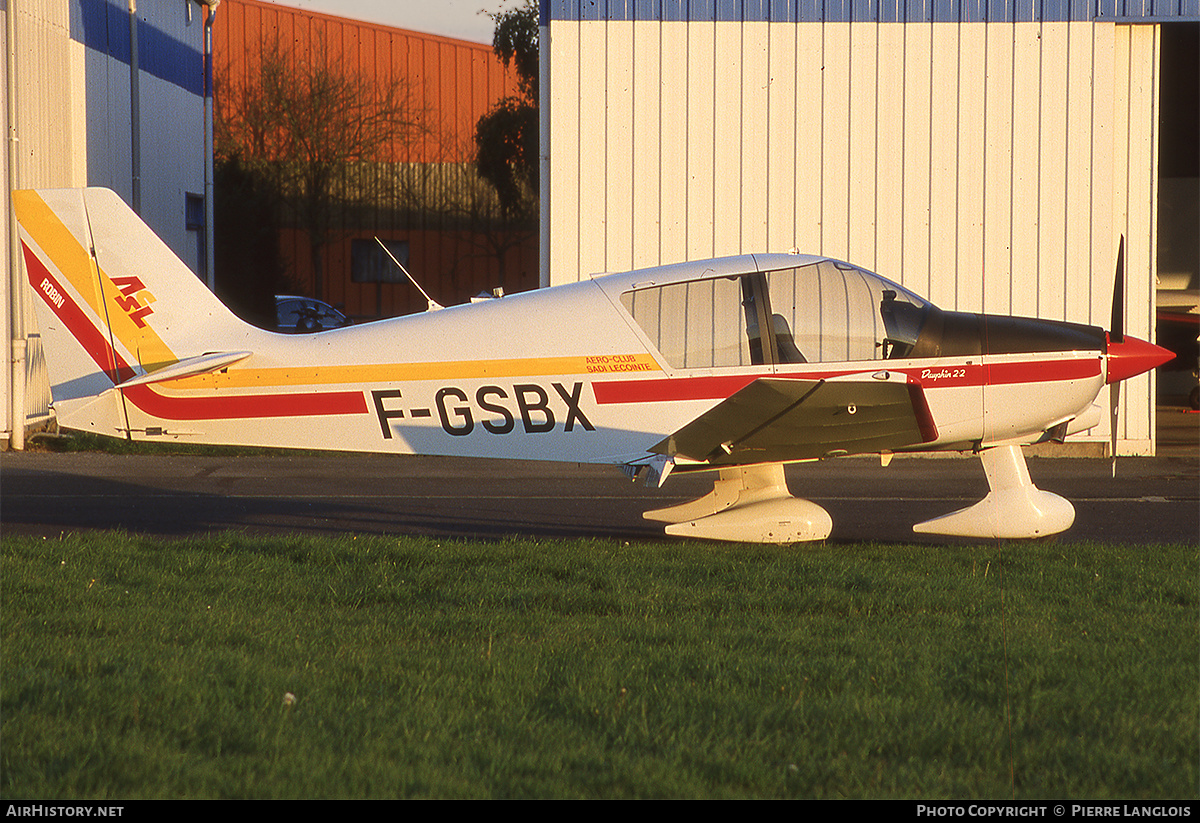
[14,188,1173,543]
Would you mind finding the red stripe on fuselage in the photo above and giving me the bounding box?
[23,241,367,421]
[590,357,1101,405]
[122,384,367,420]
[591,373,761,405]
[982,358,1101,385]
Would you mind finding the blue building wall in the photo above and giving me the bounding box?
[70,0,209,276]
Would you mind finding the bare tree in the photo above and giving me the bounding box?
[441,0,540,291]
[216,35,428,302]
[475,0,539,223]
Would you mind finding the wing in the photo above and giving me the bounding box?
[651,376,938,464]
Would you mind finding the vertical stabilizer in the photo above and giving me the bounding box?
[15,188,260,434]
[15,189,122,413]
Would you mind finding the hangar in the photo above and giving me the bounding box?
[2,0,214,448]
[539,0,1198,455]
[2,0,529,447]
[4,1,1195,456]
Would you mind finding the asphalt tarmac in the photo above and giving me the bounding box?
[2,436,1195,545]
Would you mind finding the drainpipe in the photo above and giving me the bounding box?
[202,1,217,291]
[7,0,25,450]
[538,12,549,289]
[129,0,140,214]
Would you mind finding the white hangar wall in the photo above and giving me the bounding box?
[3,0,209,447]
[542,1,1193,455]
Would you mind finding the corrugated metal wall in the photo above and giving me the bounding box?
[216,0,538,318]
[75,0,208,274]
[542,0,1198,24]
[10,0,87,188]
[546,4,1176,452]
[3,0,93,441]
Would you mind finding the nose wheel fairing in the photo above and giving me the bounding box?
[913,444,1075,539]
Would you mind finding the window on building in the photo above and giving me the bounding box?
[185,193,205,279]
[351,238,410,284]
[352,238,411,318]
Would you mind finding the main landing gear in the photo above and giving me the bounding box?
[642,462,832,544]
[640,444,1074,543]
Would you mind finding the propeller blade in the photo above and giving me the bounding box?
[1110,381,1120,478]
[1110,236,1125,344]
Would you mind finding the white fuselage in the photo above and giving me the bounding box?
[103,262,1106,464]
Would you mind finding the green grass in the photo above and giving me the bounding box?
[2,533,1196,799]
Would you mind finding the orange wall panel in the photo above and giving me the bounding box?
[214,0,521,164]
[277,229,539,319]
[214,0,536,315]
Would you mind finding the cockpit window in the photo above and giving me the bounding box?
[878,288,930,358]
[766,262,930,363]
[620,275,754,369]
[620,261,929,369]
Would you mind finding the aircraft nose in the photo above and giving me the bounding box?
[1105,334,1175,384]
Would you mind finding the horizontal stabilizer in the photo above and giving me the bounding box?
[116,351,252,388]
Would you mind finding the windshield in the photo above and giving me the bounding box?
[765,261,930,363]
[621,261,931,368]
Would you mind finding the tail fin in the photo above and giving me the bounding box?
[15,188,257,432]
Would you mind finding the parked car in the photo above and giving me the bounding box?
[275,296,352,333]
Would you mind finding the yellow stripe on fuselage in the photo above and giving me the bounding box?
[169,353,662,390]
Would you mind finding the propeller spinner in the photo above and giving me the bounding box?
[1105,236,1174,469]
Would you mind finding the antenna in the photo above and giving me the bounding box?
[375,237,443,311]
